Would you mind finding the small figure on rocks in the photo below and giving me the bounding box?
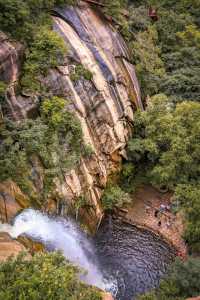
[158,220,161,227]
[145,205,151,215]
[166,221,171,229]
[160,204,166,213]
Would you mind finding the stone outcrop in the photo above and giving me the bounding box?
[102,292,114,300]
[0,232,26,261]
[0,180,29,223]
[0,3,142,229]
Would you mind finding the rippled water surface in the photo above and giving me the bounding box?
[94,217,175,300]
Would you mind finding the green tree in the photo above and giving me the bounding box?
[138,257,200,300]
[127,96,200,190]
[0,96,83,201]
[130,26,165,97]
[0,252,102,300]
[21,27,67,93]
[175,185,200,253]
[102,184,131,210]
[125,95,200,250]
[0,0,75,42]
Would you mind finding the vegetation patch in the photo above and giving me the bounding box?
[102,184,131,210]
[0,81,7,103]
[70,64,93,82]
[138,257,200,300]
[0,96,83,202]
[0,251,102,300]
[20,27,67,93]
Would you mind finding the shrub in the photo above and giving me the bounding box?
[70,64,93,82]
[0,96,83,201]
[21,27,67,93]
[0,0,76,42]
[138,257,200,300]
[82,144,94,158]
[102,184,131,210]
[0,81,7,103]
[0,251,102,300]
[130,26,165,97]
[175,184,200,253]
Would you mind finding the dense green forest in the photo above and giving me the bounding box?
[101,0,200,253]
[102,0,200,298]
[0,0,200,299]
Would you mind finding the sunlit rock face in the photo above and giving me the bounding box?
[0,180,29,223]
[49,4,142,226]
[0,232,26,261]
[0,3,142,229]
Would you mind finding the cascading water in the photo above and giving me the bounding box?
[0,209,113,292]
[0,210,175,300]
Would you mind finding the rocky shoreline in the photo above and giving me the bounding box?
[115,185,187,259]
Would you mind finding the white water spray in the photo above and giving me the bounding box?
[0,208,112,290]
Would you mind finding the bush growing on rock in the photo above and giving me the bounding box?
[0,81,7,103]
[70,64,93,82]
[0,251,102,300]
[21,27,67,93]
[102,184,131,210]
[0,96,83,202]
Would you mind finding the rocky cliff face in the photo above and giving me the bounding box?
[0,2,142,229]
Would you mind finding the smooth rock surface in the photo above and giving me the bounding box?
[0,4,142,228]
[0,180,29,223]
[0,232,26,261]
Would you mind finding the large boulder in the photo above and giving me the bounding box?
[102,292,114,300]
[0,180,29,223]
[0,232,26,262]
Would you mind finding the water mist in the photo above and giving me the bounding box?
[0,208,112,291]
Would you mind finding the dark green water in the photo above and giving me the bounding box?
[94,216,175,300]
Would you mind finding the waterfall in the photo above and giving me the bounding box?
[0,209,114,291]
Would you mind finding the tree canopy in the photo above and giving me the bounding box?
[138,257,200,300]
[0,252,102,300]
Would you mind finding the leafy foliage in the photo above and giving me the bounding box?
[124,95,200,250]
[175,185,200,253]
[21,27,67,93]
[70,64,93,82]
[0,81,7,103]
[0,97,83,201]
[128,0,200,102]
[0,252,102,300]
[130,25,165,97]
[127,95,200,188]
[138,257,200,300]
[0,0,75,43]
[102,184,131,210]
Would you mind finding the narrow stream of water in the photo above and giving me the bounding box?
[0,209,175,300]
